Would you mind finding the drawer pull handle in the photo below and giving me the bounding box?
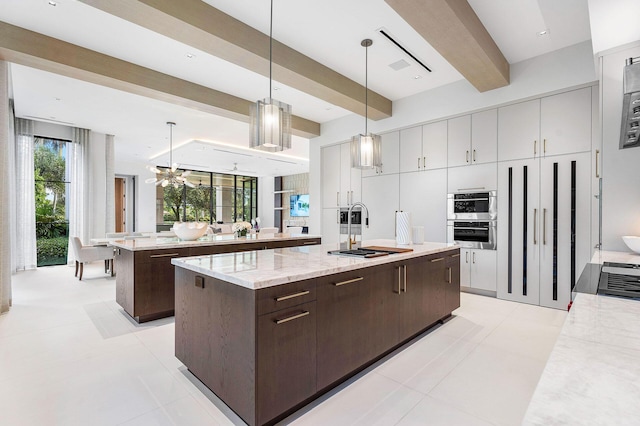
[451,253,461,258]
[275,290,310,302]
[334,277,364,286]
[430,257,444,262]
[447,267,452,284]
[149,253,180,258]
[275,311,309,325]
[303,241,316,245]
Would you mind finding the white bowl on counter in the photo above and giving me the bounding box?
[622,236,640,254]
[172,222,208,241]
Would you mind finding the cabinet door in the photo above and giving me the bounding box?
[362,131,400,177]
[321,208,340,245]
[339,142,361,205]
[399,169,447,243]
[539,152,591,310]
[447,162,497,193]
[497,159,540,305]
[361,174,400,240]
[321,144,341,208]
[471,109,498,165]
[399,126,422,172]
[423,121,448,170]
[445,252,461,314]
[257,301,316,425]
[459,249,471,288]
[498,99,540,161]
[541,87,592,157]
[448,115,471,167]
[316,270,376,389]
[470,249,497,292]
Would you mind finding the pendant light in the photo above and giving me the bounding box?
[351,39,381,170]
[249,0,292,152]
[145,122,194,188]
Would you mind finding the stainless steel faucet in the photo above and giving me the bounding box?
[347,202,369,250]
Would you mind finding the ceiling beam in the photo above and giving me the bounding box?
[78,0,393,120]
[0,21,320,138]
[385,0,509,92]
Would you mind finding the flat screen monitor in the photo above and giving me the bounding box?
[290,194,310,217]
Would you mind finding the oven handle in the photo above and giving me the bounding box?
[453,226,490,230]
[452,197,490,202]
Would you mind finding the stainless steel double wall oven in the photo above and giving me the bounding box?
[447,190,497,250]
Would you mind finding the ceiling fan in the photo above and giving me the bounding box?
[224,162,257,174]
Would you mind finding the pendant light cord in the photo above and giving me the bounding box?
[365,42,368,135]
[269,0,273,100]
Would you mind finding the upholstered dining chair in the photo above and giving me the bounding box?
[259,227,279,234]
[287,226,303,234]
[71,237,115,280]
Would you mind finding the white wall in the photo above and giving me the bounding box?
[258,176,274,228]
[114,160,157,233]
[309,41,598,234]
[599,42,640,251]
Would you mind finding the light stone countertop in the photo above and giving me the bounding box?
[110,232,321,251]
[524,250,640,425]
[171,239,457,290]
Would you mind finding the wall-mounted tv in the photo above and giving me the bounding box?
[290,194,310,217]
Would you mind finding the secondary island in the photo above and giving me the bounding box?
[111,233,321,322]
[172,239,460,426]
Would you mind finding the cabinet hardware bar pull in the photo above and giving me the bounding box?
[596,149,600,178]
[398,267,402,294]
[303,241,316,245]
[534,140,537,155]
[466,150,469,163]
[149,253,180,258]
[337,210,340,224]
[423,156,426,168]
[403,265,407,292]
[394,211,398,237]
[418,157,421,169]
[334,277,364,286]
[275,311,310,324]
[430,257,444,262]
[543,208,547,245]
[447,267,452,284]
[337,192,340,206]
[473,149,476,162]
[451,253,461,258]
[544,139,547,153]
[351,191,354,204]
[275,290,310,302]
[465,251,469,263]
[534,208,538,245]
[472,251,476,263]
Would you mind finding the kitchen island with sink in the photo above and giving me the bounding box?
[111,233,321,323]
[172,240,460,426]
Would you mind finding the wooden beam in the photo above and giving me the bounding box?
[0,21,320,138]
[78,0,393,120]
[385,0,509,92]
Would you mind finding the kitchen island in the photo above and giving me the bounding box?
[172,240,460,426]
[112,233,320,322]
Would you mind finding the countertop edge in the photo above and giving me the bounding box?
[110,234,321,251]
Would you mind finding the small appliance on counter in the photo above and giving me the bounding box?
[598,262,640,299]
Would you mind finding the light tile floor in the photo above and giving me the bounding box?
[0,263,567,425]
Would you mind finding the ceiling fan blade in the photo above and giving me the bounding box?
[185,181,195,188]
[181,170,192,177]
[145,177,157,183]
[171,163,178,172]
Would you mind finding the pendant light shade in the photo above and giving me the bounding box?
[145,122,194,188]
[250,0,292,151]
[351,39,381,170]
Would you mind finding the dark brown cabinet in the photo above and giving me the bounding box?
[445,252,462,314]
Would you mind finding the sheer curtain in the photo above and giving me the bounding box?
[14,118,37,271]
[0,61,13,313]
[105,134,115,233]
[67,127,91,264]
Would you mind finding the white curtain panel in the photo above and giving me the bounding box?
[0,61,12,313]
[105,134,115,233]
[67,127,91,264]
[14,118,37,271]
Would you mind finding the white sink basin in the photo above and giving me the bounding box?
[622,236,640,254]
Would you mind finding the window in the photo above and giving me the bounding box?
[34,137,71,266]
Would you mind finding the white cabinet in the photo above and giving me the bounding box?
[447,115,471,167]
[540,87,592,156]
[321,144,341,209]
[399,169,447,243]
[471,109,498,165]
[497,158,541,306]
[460,249,496,292]
[339,143,361,205]
[497,153,591,309]
[321,208,340,245]
[498,99,541,162]
[400,122,448,172]
[538,152,591,310]
[447,162,497,193]
[321,142,361,209]
[361,174,399,240]
[362,131,400,177]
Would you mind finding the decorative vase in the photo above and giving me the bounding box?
[237,229,247,237]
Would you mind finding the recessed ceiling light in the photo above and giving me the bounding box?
[186,53,195,59]
[325,107,332,111]
[54,97,61,101]
[414,75,422,80]
[537,29,549,37]
[273,87,280,91]
[48,1,57,6]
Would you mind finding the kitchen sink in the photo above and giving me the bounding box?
[327,248,392,258]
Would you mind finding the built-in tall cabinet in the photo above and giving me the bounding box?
[362,132,400,177]
[399,122,447,172]
[399,169,447,243]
